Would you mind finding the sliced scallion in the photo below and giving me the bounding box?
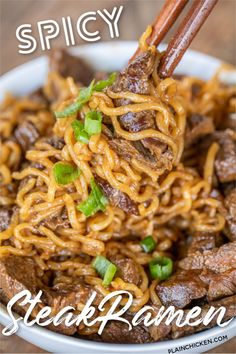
[53,162,81,185]
[77,178,108,217]
[84,111,102,136]
[92,255,117,286]
[140,236,156,253]
[149,256,173,281]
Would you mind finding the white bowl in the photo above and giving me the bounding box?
[0,41,235,353]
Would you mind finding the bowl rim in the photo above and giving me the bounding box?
[0,40,235,352]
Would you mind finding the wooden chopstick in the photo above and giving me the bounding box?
[130,0,188,62]
[158,0,218,78]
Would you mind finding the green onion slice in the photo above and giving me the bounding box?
[84,111,102,136]
[93,72,117,92]
[55,73,117,119]
[53,162,81,185]
[71,120,89,144]
[149,256,173,281]
[140,236,156,253]
[55,80,95,118]
[77,178,108,217]
[92,255,117,286]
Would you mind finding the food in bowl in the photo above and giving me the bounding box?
[0,40,236,344]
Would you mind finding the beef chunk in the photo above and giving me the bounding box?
[40,214,70,231]
[200,269,236,301]
[185,114,214,147]
[109,138,157,169]
[119,110,155,132]
[156,270,207,308]
[14,121,39,151]
[171,295,236,339]
[111,50,173,172]
[0,206,13,231]
[94,314,152,344]
[214,131,236,183]
[218,112,236,131]
[29,88,48,107]
[179,241,236,273]
[45,136,65,150]
[44,282,97,311]
[110,255,140,285]
[224,188,236,240]
[96,176,139,215]
[0,256,38,301]
[113,50,155,95]
[43,282,101,336]
[49,48,94,85]
[187,231,223,255]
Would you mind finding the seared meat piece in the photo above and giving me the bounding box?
[156,270,207,308]
[171,295,236,339]
[89,314,152,344]
[118,110,155,132]
[44,282,97,310]
[0,206,13,231]
[218,112,236,131]
[110,254,140,285]
[224,188,236,240]
[112,50,155,95]
[45,136,65,150]
[109,138,157,169]
[200,269,236,301]
[49,48,94,85]
[111,50,173,172]
[29,88,49,107]
[185,114,214,148]
[187,231,223,255]
[40,214,70,231]
[0,256,38,300]
[214,131,236,183]
[14,121,39,151]
[96,176,139,215]
[179,241,236,273]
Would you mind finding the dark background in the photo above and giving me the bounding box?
[0,0,235,352]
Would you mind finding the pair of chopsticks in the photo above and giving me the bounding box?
[131,0,218,78]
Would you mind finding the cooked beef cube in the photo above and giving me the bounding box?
[111,50,173,172]
[148,320,172,342]
[43,282,101,336]
[14,121,39,151]
[185,114,214,147]
[187,231,223,255]
[224,188,236,240]
[112,50,155,95]
[200,269,236,301]
[156,270,207,308]
[0,206,13,231]
[119,110,156,133]
[179,241,236,273]
[49,48,94,85]
[171,295,236,338]
[29,88,48,107]
[45,136,65,150]
[96,176,139,215]
[40,212,70,231]
[93,314,152,344]
[214,131,236,183]
[109,138,156,169]
[44,282,97,311]
[0,256,38,301]
[218,112,236,131]
[110,254,140,285]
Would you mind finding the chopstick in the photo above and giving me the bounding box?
[159,0,218,77]
[130,0,188,62]
[131,0,218,78]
